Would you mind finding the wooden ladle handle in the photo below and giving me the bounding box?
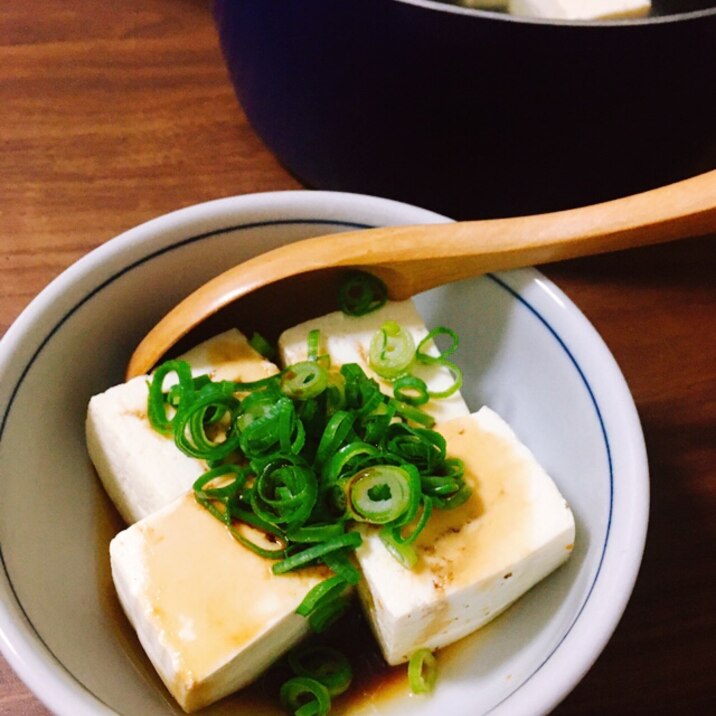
[127,170,716,379]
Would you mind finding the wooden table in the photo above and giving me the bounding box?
[1,1,713,714]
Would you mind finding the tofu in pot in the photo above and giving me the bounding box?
[354,406,575,665]
[86,329,278,524]
[110,493,329,713]
[508,0,650,20]
[278,300,470,423]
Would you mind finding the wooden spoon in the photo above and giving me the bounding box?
[127,169,716,379]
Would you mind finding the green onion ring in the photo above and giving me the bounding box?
[282,361,330,400]
[338,271,388,316]
[408,648,438,694]
[309,595,351,633]
[147,360,194,434]
[296,575,347,617]
[393,375,430,406]
[379,528,418,569]
[272,532,362,575]
[390,399,436,428]
[416,327,459,364]
[368,321,415,379]
[322,549,361,585]
[193,464,248,500]
[427,359,463,400]
[307,329,322,361]
[348,465,413,524]
[280,676,331,716]
[287,645,352,697]
[315,411,356,467]
[249,331,276,360]
[322,441,381,482]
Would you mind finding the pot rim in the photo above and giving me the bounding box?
[396,0,716,26]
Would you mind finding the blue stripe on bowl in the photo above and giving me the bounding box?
[0,219,613,715]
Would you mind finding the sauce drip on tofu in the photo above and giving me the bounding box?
[139,495,329,684]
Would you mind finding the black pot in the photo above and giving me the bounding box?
[214,1,716,219]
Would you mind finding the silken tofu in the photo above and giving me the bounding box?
[110,493,329,713]
[508,0,650,20]
[278,300,470,423]
[87,329,278,524]
[355,406,575,665]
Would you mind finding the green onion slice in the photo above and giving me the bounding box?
[408,648,438,695]
[173,391,241,460]
[296,575,347,617]
[379,528,418,569]
[315,411,356,467]
[416,327,459,364]
[287,645,352,697]
[348,465,413,524]
[248,331,276,360]
[393,375,429,406]
[282,361,330,401]
[427,359,463,400]
[250,458,318,530]
[280,676,331,716]
[338,271,388,316]
[272,532,362,575]
[147,360,195,434]
[309,595,351,633]
[368,321,415,379]
[307,329,322,361]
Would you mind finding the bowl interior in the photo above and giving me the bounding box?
[0,191,648,716]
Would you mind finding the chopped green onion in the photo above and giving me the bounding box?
[272,532,362,575]
[280,676,331,716]
[315,411,356,467]
[348,465,413,524]
[379,528,418,569]
[393,375,429,406]
[250,458,318,530]
[307,329,322,361]
[322,441,381,483]
[173,390,241,460]
[416,327,459,364]
[193,464,248,500]
[390,399,436,428]
[249,331,276,360]
[147,360,195,435]
[322,549,361,585]
[426,359,463,400]
[338,271,387,316]
[287,645,352,697]
[282,361,330,400]
[308,595,351,633]
[408,648,437,695]
[368,321,415,379]
[296,575,348,617]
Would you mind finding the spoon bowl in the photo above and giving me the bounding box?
[127,170,716,378]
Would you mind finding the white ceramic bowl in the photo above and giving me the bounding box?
[0,191,648,716]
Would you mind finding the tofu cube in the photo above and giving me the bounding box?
[87,329,278,524]
[355,406,575,665]
[110,493,329,713]
[508,0,651,20]
[278,300,470,423]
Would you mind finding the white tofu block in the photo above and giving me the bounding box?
[87,329,278,524]
[110,493,328,712]
[355,406,575,665]
[278,300,470,423]
[509,0,650,20]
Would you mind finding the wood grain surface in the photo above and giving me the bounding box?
[0,1,714,715]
